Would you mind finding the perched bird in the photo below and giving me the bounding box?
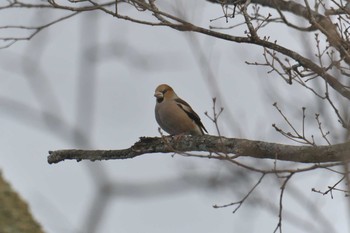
[154,84,208,136]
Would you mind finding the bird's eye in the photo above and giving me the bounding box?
[162,89,168,94]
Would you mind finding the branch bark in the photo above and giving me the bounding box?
[48,135,350,164]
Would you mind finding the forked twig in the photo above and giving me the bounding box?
[272,103,315,145]
[273,173,294,233]
[315,114,331,145]
[205,97,224,137]
[213,173,265,213]
[312,175,348,198]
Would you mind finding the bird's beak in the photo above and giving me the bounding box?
[154,91,163,99]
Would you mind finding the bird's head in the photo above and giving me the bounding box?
[154,84,177,102]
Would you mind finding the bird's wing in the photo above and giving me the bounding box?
[174,98,208,133]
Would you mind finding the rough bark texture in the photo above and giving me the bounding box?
[48,135,350,164]
[0,173,44,233]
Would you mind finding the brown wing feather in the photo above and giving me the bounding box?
[175,98,208,134]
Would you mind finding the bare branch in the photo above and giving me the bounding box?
[273,173,294,233]
[315,114,332,145]
[48,135,350,164]
[205,98,224,137]
[272,103,315,145]
[213,173,266,213]
[2,1,350,101]
[312,175,348,198]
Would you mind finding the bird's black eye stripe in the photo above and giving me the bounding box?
[162,89,168,94]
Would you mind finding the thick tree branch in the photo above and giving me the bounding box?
[48,135,350,164]
[3,1,350,100]
[188,26,350,101]
[44,1,350,100]
[207,0,349,63]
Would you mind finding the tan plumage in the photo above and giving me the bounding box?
[154,84,207,136]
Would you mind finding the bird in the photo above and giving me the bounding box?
[154,84,208,136]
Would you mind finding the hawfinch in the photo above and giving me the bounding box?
[154,84,208,136]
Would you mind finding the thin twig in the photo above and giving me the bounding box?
[213,173,265,213]
[273,173,294,233]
